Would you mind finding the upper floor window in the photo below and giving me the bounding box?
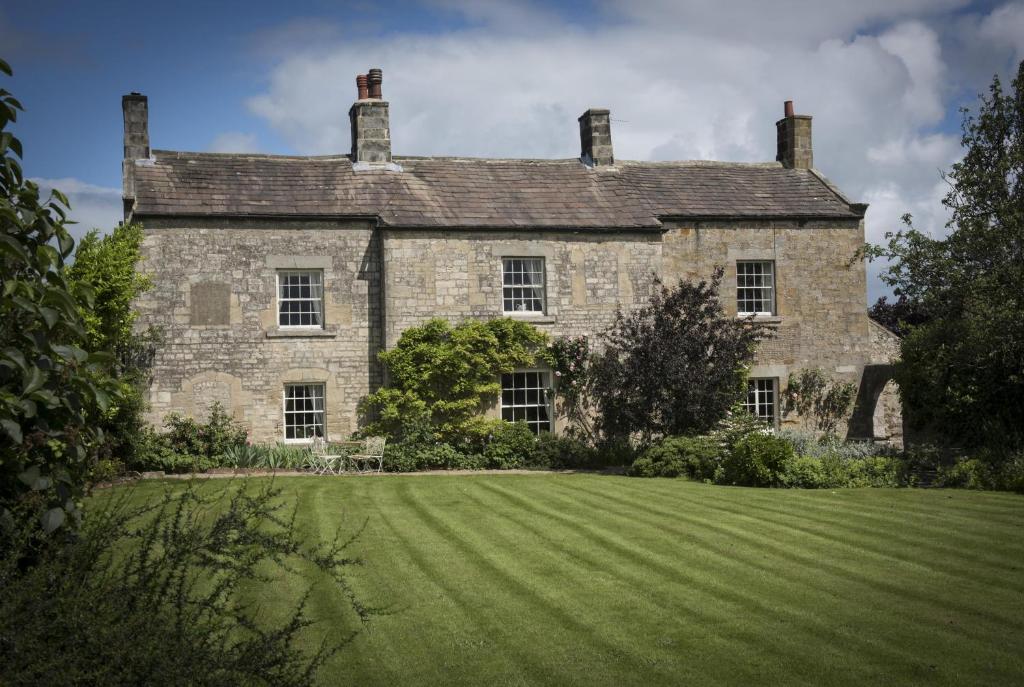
[736,261,775,316]
[743,378,777,426]
[501,370,551,435]
[278,270,323,328]
[284,383,325,441]
[502,258,545,314]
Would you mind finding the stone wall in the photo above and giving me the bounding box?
[661,218,870,392]
[136,218,382,442]
[137,217,880,441]
[380,229,663,348]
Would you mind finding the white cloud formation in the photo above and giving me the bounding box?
[30,177,122,243]
[208,131,260,153]
[244,0,1018,304]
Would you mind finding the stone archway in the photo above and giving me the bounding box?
[847,364,903,447]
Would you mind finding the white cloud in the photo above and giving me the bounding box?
[978,1,1024,63]
[243,0,1018,305]
[208,131,259,153]
[30,177,122,243]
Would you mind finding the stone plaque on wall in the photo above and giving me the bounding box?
[190,282,231,325]
[193,379,233,419]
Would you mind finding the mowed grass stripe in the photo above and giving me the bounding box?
[99,475,1024,687]
[395,478,655,686]
[460,476,844,684]
[455,476,792,684]
[605,477,1024,587]
[541,477,1024,657]
[487,477,941,678]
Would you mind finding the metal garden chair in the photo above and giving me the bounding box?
[307,435,344,475]
[349,436,386,474]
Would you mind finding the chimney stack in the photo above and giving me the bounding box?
[776,100,812,169]
[578,108,613,167]
[122,93,149,217]
[122,93,149,161]
[349,67,391,164]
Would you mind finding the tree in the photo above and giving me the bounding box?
[863,61,1024,452]
[67,224,156,468]
[1,59,121,538]
[589,268,767,444]
[360,318,551,440]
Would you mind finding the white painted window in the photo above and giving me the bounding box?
[502,257,545,314]
[736,261,775,316]
[283,383,325,441]
[277,270,324,328]
[743,378,777,426]
[501,370,552,435]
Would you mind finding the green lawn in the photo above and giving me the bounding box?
[108,475,1024,686]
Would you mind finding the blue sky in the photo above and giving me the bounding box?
[3,0,1023,302]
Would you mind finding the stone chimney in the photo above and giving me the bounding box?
[578,108,613,167]
[349,68,392,164]
[122,93,149,215]
[776,100,812,169]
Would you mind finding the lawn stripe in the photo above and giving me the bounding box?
[547,477,1024,652]
[367,482,541,686]
[478,478,941,683]
[457,476,833,684]
[396,477,658,686]
[604,478,1024,590]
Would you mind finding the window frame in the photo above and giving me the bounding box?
[500,368,553,435]
[743,377,778,427]
[501,257,547,315]
[736,260,776,317]
[276,269,325,329]
[282,383,326,443]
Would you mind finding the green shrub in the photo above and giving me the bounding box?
[845,455,903,487]
[935,453,1024,492]
[781,454,830,488]
[360,318,551,441]
[0,481,368,686]
[483,422,538,469]
[382,441,483,472]
[533,433,599,470]
[630,436,721,479]
[719,433,794,487]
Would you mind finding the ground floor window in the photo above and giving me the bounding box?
[501,371,551,434]
[284,383,325,440]
[743,378,777,426]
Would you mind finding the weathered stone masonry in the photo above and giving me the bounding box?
[126,71,898,442]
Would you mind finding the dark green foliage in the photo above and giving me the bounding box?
[0,480,370,686]
[630,436,721,479]
[360,318,551,441]
[590,269,767,444]
[868,295,929,336]
[131,403,248,474]
[1,62,121,536]
[934,453,1024,492]
[549,335,594,442]
[482,421,538,469]
[382,442,484,473]
[719,433,794,487]
[862,61,1024,453]
[782,368,857,435]
[533,433,600,470]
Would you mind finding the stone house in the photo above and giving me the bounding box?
[123,69,901,444]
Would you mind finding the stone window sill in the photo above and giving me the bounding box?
[741,315,783,325]
[504,314,557,325]
[266,327,338,339]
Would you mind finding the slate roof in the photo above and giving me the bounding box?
[128,151,863,228]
